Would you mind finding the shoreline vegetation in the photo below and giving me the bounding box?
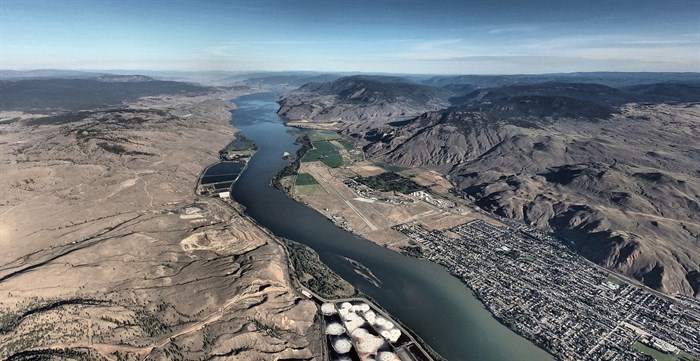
[270,132,311,193]
[280,237,447,361]
[283,239,357,299]
[235,206,448,361]
[218,132,258,161]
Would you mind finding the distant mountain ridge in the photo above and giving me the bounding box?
[623,82,700,103]
[278,75,453,122]
[230,73,342,89]
[299,75,452,105]
[423,72,700,88]
[452,82,628,105]
[95,74,155,83]
[0,77,212,112]
[279,74,700,125]
[0,69,110,80]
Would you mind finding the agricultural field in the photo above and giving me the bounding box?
[336,139,355,150]
[296,173,320,185]
[294,173,326,196]
[299,130,363,167]
[301,140,345,168]
[307,130,340,141]
[333,139,364,162]
[354,172,424,194]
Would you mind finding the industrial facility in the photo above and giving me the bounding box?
[322,301,431,361]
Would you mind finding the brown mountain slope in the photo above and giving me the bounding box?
[278,75,451,122]
[368,103,700,297]
[277,76,700,298]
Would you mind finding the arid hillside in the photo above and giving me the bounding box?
[278,75,452,122]
[277,76,700,298]
[0,89,321,360]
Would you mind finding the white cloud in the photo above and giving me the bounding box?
[486,25,539,34]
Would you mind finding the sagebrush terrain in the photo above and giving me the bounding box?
[0,84,321,360]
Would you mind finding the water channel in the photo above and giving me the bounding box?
[229,92,553,361]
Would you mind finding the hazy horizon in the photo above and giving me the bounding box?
[3,68,700,77]
[1,0,699,74]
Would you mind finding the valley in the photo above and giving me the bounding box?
[3,1,699,360]
[1,70,698,361]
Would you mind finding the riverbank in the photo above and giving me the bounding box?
[284,238,357,299]
[217,109,446,361]
[269,123,558,359]
[279,239,444,361]
[271,128,554,358]
[227,92,555,361]
[219,189,445,361]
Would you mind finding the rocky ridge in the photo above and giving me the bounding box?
[278,75,452,122]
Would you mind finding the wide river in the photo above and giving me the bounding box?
[229,92,553,361]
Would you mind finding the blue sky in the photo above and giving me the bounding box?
[1,0,698,74]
